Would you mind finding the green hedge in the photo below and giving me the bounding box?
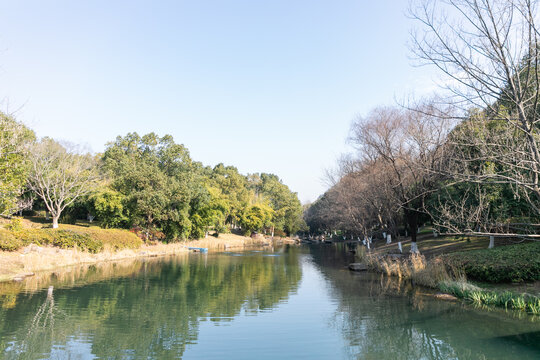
[445,241,540,283]
[0,228,104,253]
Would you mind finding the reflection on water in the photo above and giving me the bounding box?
[0,244,538,359]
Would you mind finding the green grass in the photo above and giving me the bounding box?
[440,280,540,315]
[444,241,540,283]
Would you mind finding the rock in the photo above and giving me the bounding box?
[12,272,35,282]
[434,293,458,301]
[349,263,368,271]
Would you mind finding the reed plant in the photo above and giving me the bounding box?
[367,253,540,315]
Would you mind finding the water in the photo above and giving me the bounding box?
[0,244,538,359]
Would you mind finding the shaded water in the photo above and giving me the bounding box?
[0,244,538,359]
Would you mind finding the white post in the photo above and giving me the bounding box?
[383,232,387,239]
[433,230,438,238]
[398,241,402,253]
[386,234,392,244]
[488,236,495,249]
[410,242,419,253]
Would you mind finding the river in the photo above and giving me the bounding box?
[0,244,538,359]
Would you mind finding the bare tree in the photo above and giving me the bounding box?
[349,105,453,252]
[411,0,540,214]
[27,138,99,228]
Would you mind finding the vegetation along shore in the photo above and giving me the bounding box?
[0,115,305,281]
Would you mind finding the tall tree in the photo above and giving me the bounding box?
[411,0,540,214]
[27,138,99,228]
[349,106,451,252]
[0,112,34,216]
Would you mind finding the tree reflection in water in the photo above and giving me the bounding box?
[308,243,540,360]
[0,249,302,359]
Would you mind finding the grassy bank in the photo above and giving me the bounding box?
[444,241,540,283]
[362,249,540,315]
[439,280,540,315]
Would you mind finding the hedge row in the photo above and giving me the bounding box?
[0,226,143,253]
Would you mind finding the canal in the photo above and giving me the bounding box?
[0,244,538,359]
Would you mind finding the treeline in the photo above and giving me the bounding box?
[0,118,305,241]
[305,0,540,251]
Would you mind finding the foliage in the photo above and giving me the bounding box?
[5,217,23,232]
[88,189,129,228]
[27,138,100,228]
[238,203,274,236]
[444,242,540,283]
[102,133,304,241]
[0,113,35,216]
[0,229,23,251]
[103,133,198,241]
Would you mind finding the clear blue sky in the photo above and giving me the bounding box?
[0,0,438,203]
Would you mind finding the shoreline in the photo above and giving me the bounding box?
[0,233,287,283]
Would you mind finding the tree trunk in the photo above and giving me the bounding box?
[52,216,59,229]
[405,209,419,253]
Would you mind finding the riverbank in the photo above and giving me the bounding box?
[0,221,273,282]
[360,243,540,315]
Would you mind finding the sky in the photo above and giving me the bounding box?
[0,0,439,203]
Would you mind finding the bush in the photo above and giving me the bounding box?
[445,241,540,283]
[5,228,104,253]
[5,217,23,232]
[48,230,103,253]
[0,229,23,251]
[15,229,54,246]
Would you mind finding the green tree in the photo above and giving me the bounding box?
[89,188,129,228]
[0,112,34,216]
[103,133,197,241]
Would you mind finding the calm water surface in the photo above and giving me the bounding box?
[0,244,538,359]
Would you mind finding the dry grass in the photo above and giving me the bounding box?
[366,253,467,288]
[185,233,269,250]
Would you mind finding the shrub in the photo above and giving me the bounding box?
[444,241,540,282]
[5,217,23,232]
[47,230,103,253]
[0,229,23,251]
[15,229,54,246]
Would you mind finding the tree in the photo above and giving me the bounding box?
[411,0,540,215]
[349,105,452,252]
[89,189,128,228]
[0,112,34,216]
[103,132,200,241]
[27,138,99,228]
[238,203,274,236]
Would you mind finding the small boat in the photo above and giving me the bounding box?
[188,247,208,253]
